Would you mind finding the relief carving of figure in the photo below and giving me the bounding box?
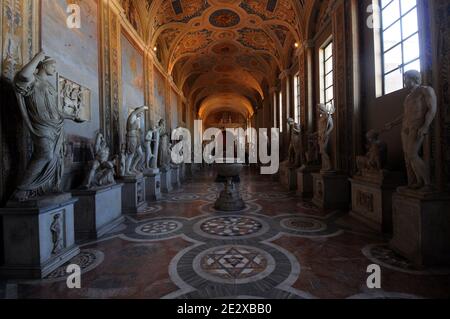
[82,132,116,189]
[50,214,63,255]
[12,51,85,202]
[384,70,437,192]
[317,103,335,172]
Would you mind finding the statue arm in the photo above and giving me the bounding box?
[384,115,403,131]
[419,87,437,136]
[127,106,148,126]
[17,51,46,82]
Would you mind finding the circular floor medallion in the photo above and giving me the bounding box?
[135,220,182,236]
[193,245,275,284]
[197,216,266,239]
[281,217,327,233]
[169,194,201,201]
[45,249,104,281]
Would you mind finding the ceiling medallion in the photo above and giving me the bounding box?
[209,9,240,28]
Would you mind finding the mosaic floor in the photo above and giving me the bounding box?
[1,168,450,299]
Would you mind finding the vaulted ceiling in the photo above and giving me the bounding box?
[121,0,314,122]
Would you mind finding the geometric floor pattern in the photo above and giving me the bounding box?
[1,167,450,299]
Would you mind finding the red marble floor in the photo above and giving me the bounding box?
[1,167,449,299]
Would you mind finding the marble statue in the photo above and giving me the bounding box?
[317,103,335,172]
[157,119,171,169]
[12,51,85,202]
[144,126,160,170]
[50,214,63,254]
[124,106,148,176]
[82,132,116,189]
[356,130,387,175]
[117,143,127,177]
[287,118,303,168]
[385,70,437,192]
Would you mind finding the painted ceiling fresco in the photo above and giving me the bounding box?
[120,0,314,121]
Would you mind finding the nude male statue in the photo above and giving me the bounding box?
[317,103,335,172]
[385,70,437,192]
[125,106,148,175]
[287,118,303,168]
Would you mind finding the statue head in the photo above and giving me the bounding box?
[366,129,379,143]
[38,57,56,76]
[404,70,422,89]
[319,102,335,116]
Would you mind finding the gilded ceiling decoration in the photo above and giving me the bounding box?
[120,0,307,122]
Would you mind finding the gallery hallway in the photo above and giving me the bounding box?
[1,167,449,299]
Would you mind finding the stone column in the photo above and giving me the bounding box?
[99,0,122,154]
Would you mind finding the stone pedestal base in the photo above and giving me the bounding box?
[297,165,320,198]
[180,163,186,182]
[279,163,297,191]
[349,172,402,233]
[0,194,80,279]
[390,190,450,267]
[118,175,146,214]
[144,169,162,201]
[160,167,173,193]
[72,184,124,240]
[214,184,245,211]
[171,165,181,189]
[312,172,350,209]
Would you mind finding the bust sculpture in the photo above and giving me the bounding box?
[82,132,116,189]
[385,70,437,192]
[356,130,387,175]
[124,106,148,176]
[12,51,85,201]
[317,103,335,172]
[287,118,303,168]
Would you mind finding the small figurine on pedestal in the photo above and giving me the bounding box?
[356,130,387,178]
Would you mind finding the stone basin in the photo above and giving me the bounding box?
[216,160,243,178]
[214,158,245,211]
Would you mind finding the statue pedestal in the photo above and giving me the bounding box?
[279,163,297,191]
[72,184,124,240]
[160,167,173,193]
[0,194,80,279]
[144,168,162,201]
[390,190,450,267]
[118,175,146,214]
[297,165,320,198]
[312,172,350,209]
[180,163,186,182]
[349,171,402,233]
[171,165,181,189]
